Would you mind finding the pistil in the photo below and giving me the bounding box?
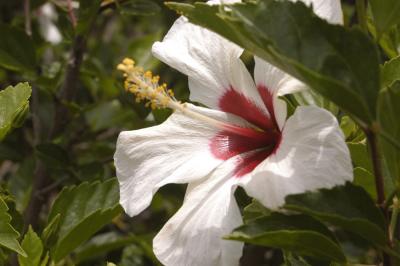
[117,58,270,139]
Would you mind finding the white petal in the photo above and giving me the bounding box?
[254,57,300,130]
[240,106,353,209]
[293,0,343,24]
[152,17,268,118]
[114,104,250,216]
[254,56,308,97]
[153,158,243,266]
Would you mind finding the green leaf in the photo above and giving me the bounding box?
[243,199,271,222]
[127,32,163,70]
[75,232,137,263]
[293,89,339,116]
[41,214,60,248]
[378,81,400,184]
[0,24,37,73]
[18,226,43,266]
[0,82,32,140]
[284,183,387,247]
[167,0,380,126]
[84,100,139,132]
[381,56,400,88]
[7,157,35,212]
[340,116,364,142]
[348,142,373,173]
[353,167,377,200]
[0,198,26,256]
[227,213,346,262]
[47,178,122,262]
[369,0,400,36]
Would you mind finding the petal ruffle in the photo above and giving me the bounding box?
[114,104,249,216]
[254,57,307,97]
[152,17,269,122]
[153,158,243,266]
[254,57,302,130]
[240,106,353,209]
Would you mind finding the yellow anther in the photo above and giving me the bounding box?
[117,64,126,71]
[122,58,134,66]
[117,58,175,110]
[144,71,152,79]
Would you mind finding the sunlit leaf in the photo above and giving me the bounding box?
[18,226,43,266]
[0,82,31,140]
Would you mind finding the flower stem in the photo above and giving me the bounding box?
[355,0,368,34]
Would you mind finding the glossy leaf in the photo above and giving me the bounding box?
[167,0,380,126]
[378,81,400,184]
[0,82,32,140]
[47,178,122,262]
[75,232,137,263]
[0,198,26,256]
[18,226,43,266]
[284,183,387,247]
[227,213,346,262]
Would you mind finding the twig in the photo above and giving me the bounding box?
[23,0,31,36]
[67,0,77,28]
[51,34,86,136]
[99,0,128,13]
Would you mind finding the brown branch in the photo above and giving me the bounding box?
[367,131,385,206]
[23,25,95,232]
[366,128,392,265]
[67,0,77,28]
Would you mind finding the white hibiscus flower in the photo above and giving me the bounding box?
[114,0,352,265]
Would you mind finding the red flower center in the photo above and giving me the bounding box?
[210,85,282,177]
